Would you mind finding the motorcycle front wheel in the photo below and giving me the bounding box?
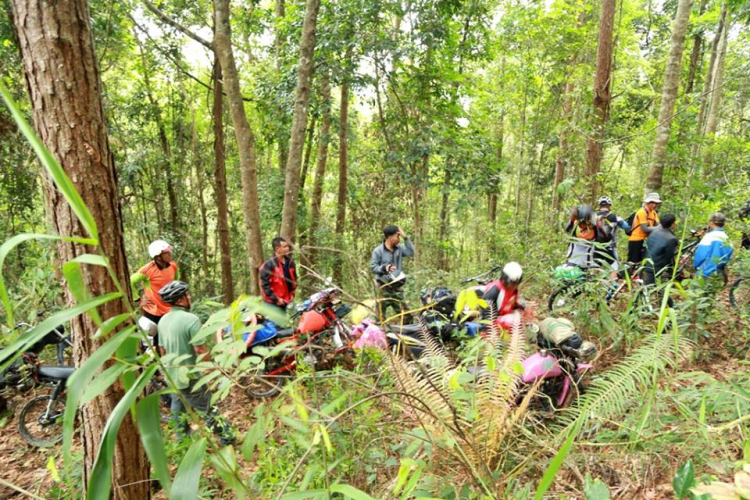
[18,394,65,447]
[244,357,286,399]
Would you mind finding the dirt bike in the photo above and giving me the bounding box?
[519,324,597,410]
[17,362,74,447]
[243,287,354,399]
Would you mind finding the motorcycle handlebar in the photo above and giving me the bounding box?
[461,265,502,284]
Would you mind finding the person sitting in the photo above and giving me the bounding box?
[259,237,297,314]
[481,262,526,330]
[694,212,734,284]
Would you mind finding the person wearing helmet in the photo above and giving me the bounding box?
[594,196,630,273]
[130,240,179,346]
[627,192,662,266]
[563,205,598,269]
[481,262,526,330]
[157,281,235,446]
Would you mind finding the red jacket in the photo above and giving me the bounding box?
[259,256,297,305]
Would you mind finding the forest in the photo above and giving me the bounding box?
[1,0,750,498]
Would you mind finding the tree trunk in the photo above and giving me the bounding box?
[212,60,234,304]
[646,0,693,192]
[274,0,285,72]
[694,3,726,147]
[437,167,451,271]
[585,0,617,201]
[213,0,263,295]
[701,16,729,173]
[192,116,212,296]
[553,79,574,212]
[11,0,149,497]
[489,112,503,223]
[307,78,331,269]
[279,0,322,243]
[299,117,316,192]
[685,0,708,95]
[333,80,349,284]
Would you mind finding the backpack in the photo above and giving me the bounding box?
[595,213,615,243]
[624,212,637,235]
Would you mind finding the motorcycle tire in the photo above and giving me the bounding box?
[730,278,749,314]
[548,282,585,312]
[18,395,65,447]
[244,357,285,399]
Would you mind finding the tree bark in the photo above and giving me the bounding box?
[11,0,149,497]
[212,59,234,304]
[437,167,451,271]
[685,0,708,95]
[333,80,349,284]
[307,78,331,269]
[213,0,263,294]
[646,0,693,191]
[701,16,729,173]
[585,0,617,201]
[192,115,212,296]
[553,79,574,212]
[279,0,322,243]
[299,117,316,192]
[694,3,726,147]
[274,0,285,71]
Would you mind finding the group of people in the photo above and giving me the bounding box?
[564,192,735,286]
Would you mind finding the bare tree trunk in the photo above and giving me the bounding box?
[585,0,617,201]
[11,0,148,496]
[489,112,503,223]
[437,167,451,271]
[299,117,316,192]
[333,80,349,284]
[279,0,322,243]
[212,60,234,304]
[213,0,264,294]
[694,3,726,148]
[274,0,285,72]
[646,0,693,191]
[701,16,729,174]
[685,0,708,95]
[553,79,575,211]
[307,78,331,269]
[192,115,212,296]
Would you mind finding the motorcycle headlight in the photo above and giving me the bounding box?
[578,341,597,361]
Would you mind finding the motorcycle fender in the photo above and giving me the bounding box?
[576,363,593,374]
[521,353,562,383]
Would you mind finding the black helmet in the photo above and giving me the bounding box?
[158,280,189,305]
[576,205,596,225]
[419,287,453,306]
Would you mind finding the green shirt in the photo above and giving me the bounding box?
[157,306,204,390]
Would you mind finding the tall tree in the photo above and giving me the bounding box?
[694,2,727,147]
[212,60,234,303]
[307,77,331,268]
[646,0,694,191]
[214,0,264,294]
[10,0,149,497]
[585,0,617,200]
[333,79,350,284]
[685,0,709,95]
[279,0,322,243]
[701,13,730,173]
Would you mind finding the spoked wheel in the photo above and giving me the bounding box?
[730,278,750,315]
[18,395,65,447]
[244,357,286,399]
[548,281,601,316]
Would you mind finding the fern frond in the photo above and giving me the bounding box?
[554,334,694,434]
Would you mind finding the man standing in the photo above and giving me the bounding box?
[644,213,678,286]
[594,196,631,272]
[370,225,415,321]
[259,237,297,313]
[628,193,662,266]
[157,280,235,446]
[694,212,734,283]
[131,240,178,345]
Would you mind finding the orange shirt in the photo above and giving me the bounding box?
[628,207,660,242]
[136,261,178,316]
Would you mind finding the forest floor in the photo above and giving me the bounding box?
[0,288,748,499]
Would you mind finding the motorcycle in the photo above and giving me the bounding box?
[17,362,74,447]
[519,322,597,409]
[242,287,354,399]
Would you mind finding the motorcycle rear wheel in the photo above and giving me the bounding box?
[18,394,64,447]
[244,358,285,399]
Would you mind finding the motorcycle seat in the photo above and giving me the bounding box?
[276,328,294,338]
[385,324,422,335]
[37,366,75,380]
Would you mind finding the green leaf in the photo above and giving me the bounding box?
[136,393,172,495]
[330,484,377,500]
[87,364,158,500]
[0,292,122,371]
[584,474,611,500]
[47,456,60,482]
[81,362,129,404]
[280,490,328,500]
[0,80,98,242]
[62,254,109,326]
[63,323,135,463]
[673,460,696,499]
[534,417,583,500]
[170,438,207,500]
[242,420,265,461]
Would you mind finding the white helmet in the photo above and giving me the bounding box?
[501,262,523,284]
[148,240,173,258]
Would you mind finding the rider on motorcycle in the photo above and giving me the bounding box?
[481,262,526,330]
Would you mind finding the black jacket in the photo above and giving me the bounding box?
[645,226,678,275]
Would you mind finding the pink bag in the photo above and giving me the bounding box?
[352,320,387,350]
